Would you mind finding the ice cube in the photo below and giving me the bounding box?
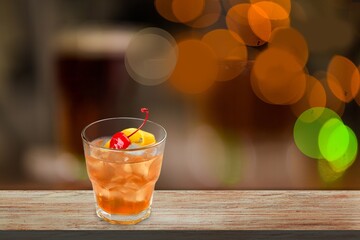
[89,144,110,160]
[115,182,153,203]
[108,186,126,199]
[130,160,153,178]
[125,144,158,159]
[92,181,111,200]
[147,157,162,181]
[122,175,144,191]
[134,184,153,202]
[100,162,129,188]
[106,150,129,162]
[126,143,146,156]
[145,147,157,157]
[86,157,116,185]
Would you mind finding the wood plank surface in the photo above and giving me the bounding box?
[1,190,360,230]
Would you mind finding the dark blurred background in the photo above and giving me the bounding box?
[0,0,359,190]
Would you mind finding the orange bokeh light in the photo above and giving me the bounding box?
[251,0,291,15]
[249,1,291,41]
[154,0,179,23]
[226,3,270,46]
[355,66,360,106]
[185,0,221,28]
[251,1,289,20]
[314,71,345,117]
[327,55,360,103]
[170,39,218,94]
[222,0,250,12]
[202,29,248,81]
[172,0,205,23]
[269,15,290,32]
[155,0,221,28]
[251,48,306,105]
[269,27,308,68]
[248,4,272,42]
[290,75,327,117]
[250,69,273,104]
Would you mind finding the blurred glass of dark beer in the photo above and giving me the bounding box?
[54,27,136,158]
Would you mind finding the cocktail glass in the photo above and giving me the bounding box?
[81,117,166,224]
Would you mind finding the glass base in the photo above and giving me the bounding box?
[96,205,151,225]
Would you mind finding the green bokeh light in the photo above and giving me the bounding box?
[294,107,340,159]
[318,118,349,162]
[329,126,358,173]
[317,126,357,183]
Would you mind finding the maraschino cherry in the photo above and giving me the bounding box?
[109,108,149,149]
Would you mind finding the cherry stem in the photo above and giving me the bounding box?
[127,108,149,138]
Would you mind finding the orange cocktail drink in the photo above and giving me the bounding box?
[82,111,166,224]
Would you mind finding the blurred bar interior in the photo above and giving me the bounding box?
[0,0,360,189]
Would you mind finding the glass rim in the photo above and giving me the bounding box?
[81,117,167,152]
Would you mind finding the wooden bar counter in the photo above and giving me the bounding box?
[1,190,360,230]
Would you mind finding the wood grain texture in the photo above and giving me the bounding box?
[1,190,360,230]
